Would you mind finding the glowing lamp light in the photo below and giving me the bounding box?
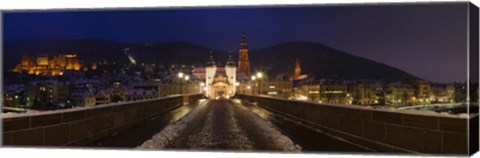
[185,75,190,81]
[251,76,256,81]
[178,72,184,78]
[256,72,263,78]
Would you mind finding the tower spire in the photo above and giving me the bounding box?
[238,33,251,77]
[295,58,301,79]
[226,50,236,67]
[240,33,248,49]
[206,50,216,67]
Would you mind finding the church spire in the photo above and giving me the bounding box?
[240,33,248,49]
[294,58,301,79]
[226,50,236,67]
[238,33,251,77]
[206,51,216,67]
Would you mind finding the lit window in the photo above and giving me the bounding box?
[309,91,320,94]
[268,91,278,95]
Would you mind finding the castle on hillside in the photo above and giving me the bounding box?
[12,54,94,76]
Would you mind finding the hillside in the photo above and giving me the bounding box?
[4,39,418,81]
[250,41,418,80]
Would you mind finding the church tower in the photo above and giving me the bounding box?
[294,58,301,79]
[205,51,217,88]
[238,33,251,77]
[225,50,237,96]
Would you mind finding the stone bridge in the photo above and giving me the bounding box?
[2,93,477,156]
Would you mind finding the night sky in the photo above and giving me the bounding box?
[3,3,469,83]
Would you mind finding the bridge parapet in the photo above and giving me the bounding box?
[236,94,478,155]
[2,94,203,146]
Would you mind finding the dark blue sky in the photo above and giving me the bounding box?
[3,3,469,82]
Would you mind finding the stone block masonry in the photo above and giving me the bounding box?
[2,94,203,146]
[236,94,476,155]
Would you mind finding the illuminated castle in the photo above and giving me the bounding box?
[12,54,94,76]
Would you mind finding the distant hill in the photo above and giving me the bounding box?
[4,39,229,69]
[4,39,418,81]
[250,41,418,80]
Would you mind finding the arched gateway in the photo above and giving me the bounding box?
[203,51,237,99]
[190,34,251,99]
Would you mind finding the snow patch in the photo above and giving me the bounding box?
[137,100,207,149]
[232,99,302,152]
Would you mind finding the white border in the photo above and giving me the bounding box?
[0,0,471,10]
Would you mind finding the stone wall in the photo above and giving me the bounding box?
[237,94,475,155]
[2,94,203,146]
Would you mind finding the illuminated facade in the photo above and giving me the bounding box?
[431,84,455,103]
[12,54,88,76]
[414,80,434,104]
[384,82,415,106]
[203,51,237,99]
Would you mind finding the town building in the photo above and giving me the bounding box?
[126,81,161,101]
[95,90,111,105]
[253,79,293,98]
[384,82,415,106]
[431,84,455,103]
[413,80,434,104]
[294,78,321,101]
[319,79,352,104]
[3,84,25,107]
[351,81,375,105]
[24,80,59,106]
[71,88,96,107]
[107,85,128,102]
[159,73,202,96]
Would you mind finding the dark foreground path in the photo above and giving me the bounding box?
[91,99,370,153]
[139,99,301,151]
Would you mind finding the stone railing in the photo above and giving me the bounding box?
[2,94,203,146]
[236,94,477,155]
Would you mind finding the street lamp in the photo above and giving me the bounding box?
[199,82,205,93]
[178,72,184,78]
[178,72,185,94]
[184,75,190,94]
[256,72,263,79]
[256,72,263,95]
[251,75,257,94]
